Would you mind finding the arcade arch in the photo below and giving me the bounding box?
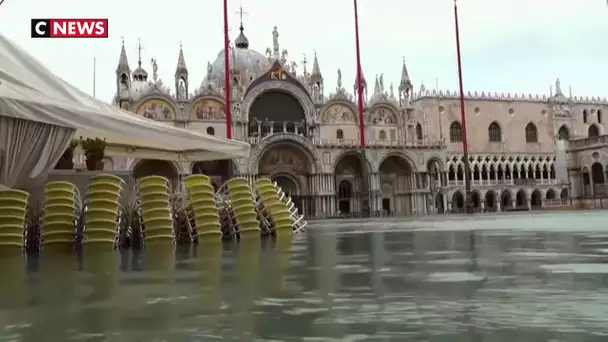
[378,154,414,216]
[484,190,497,212]
[132,159,179,187]
[333,152,373,216]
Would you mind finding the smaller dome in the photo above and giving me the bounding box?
[234,25,249,49]
[130,80,151,101]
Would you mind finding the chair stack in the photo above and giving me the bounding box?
[254,178,293,237]
[183,175,222,242]
[83,174,123,247]
[225,178,260,239]
[0,189,29,250]
[137,176,174,245]
[42,181,80,249]
[272,181,307,233]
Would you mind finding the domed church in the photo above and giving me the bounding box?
[111,21,600,218]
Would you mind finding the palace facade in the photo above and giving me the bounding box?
[105,24,606,218]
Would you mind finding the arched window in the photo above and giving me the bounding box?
[379,130,387,140]
[589,124,599,137]
[525,122,538,142]
[583,109,588,123]
[449,121,462,142]
[336,129,344,140]
[206,127,215,135]
[557,125,569,140]
[488,122,502,142]
[598,109,603,124]
[415,123,423,140]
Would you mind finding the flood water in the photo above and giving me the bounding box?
[2,211,608,341]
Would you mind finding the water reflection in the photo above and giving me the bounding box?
[1,213,608,340]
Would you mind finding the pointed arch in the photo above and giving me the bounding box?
[557,125,570,140]
[488,121,502,142]
[588,124,600,138]
[525,122,538,143]
[449,121,463,142]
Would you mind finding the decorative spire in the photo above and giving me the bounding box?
[175,41,188,76]
[234,5,249,49]
[137,38,142,68]
[116,36,130,75]
[132,38,148,81]
[311,51,321,77]
[399,57,412,94]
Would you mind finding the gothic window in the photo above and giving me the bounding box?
[379,130,387,140]
[415,123,423,140]
[525,122,538,143]
[557,125,569,140]
[583,109,588,123]
[449,121,462,142]
[588,124,599,137]
[206,127,215,135]
[598,109,603,124]
[336,129,344,140]
[488,122,502,142]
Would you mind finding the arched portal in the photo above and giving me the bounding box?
[452,191,465,212]
[133,159,179,186]
[337,180,353,215]
[485,190,497,212]
[500,190,512,211]
[515,189,527,209]
[530,189,542,209]
[258,142,313,216]
[248,90,307,137]
[435,193,445,214]
[334,152,372,216]
[379,154,414,216]
[591,162,605,195]
[471,191,481,211]
[560,188,568,200]
[546,189,556,200]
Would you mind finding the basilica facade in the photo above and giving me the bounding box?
[106,24,605,218]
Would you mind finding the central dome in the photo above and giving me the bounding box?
[201,25,270,89]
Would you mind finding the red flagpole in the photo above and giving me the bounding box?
[353,0,366,150]
[454,0,472,212]
[223,0,232,139]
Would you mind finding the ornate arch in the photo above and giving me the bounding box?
[247,132,322,174]
[242,81,315,125]
[367,102,400,126]
[130,158,183,178]
[320,99,359,124]
[186,94,226,121]
[375,150,418,173]
[134,92,181,120]
[332,150,373,174]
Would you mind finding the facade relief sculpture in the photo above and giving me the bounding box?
[369,106,397,125]
[259,147,307,175]
[136,99,176,120]
[189,99,225,121]
[322,104,357,124]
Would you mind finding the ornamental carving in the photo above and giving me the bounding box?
[321,104,357,123]
[247,132,322,174]
[259,147,306,174]
[369,106,398,125]
[189,99,225,121]
[136,99,176,120]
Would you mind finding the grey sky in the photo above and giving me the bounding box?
[1,0,607,103]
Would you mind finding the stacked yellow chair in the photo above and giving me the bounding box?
[183,175,222,242]
[137,176,174,246]
[254,178,293,237]
[42,181,80,250]
[225,178,260,239]
[0,189,29,250]
[83,174,122,248]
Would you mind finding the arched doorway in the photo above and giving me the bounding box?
[530,189,542,209]
[515,189,527,209]
[334,152,371,216]
[560,188,568,201]
[133,159,179,187]
[248,90,307,138]
[257,142,313,216]
[591,162,605,195]
[427,158,442,191]
[546,189,556,201]
[337,180,353,215]
[582,167,591,196]
[471,191,481,211]
[588,124,599,137]
[500,190,512,211]
[435,193,445,213]
[378,155,414,216]
[191,160,236,189]
[452,191,465,212]
[484,190,497,212]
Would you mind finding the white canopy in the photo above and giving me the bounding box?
[0,34,249,188]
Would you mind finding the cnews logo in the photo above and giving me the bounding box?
[31,19,108,38]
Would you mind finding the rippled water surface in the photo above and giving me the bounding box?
[2,211,608,341]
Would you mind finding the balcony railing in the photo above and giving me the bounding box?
[569,135,608,149]
[246,133,445,149]
[447,178,560,187]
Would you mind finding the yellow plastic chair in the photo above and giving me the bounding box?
[226,178,260,239]
[0,189,29,249]
[83,175,122,247]
[254,179,293,237]
[184,175,222,242]
[138,176,173,245]
[42,181,80,247]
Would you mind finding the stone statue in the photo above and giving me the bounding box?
[379,74,384,93]
[177,81,186,99]
[290,61,298,75]
[389,83,394,99]
[151,58,158,82]
[337,68,342,88]
[555,78,562,95]
[272,26,279,52]
[265,48,272,59]
[206,62,212,78]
